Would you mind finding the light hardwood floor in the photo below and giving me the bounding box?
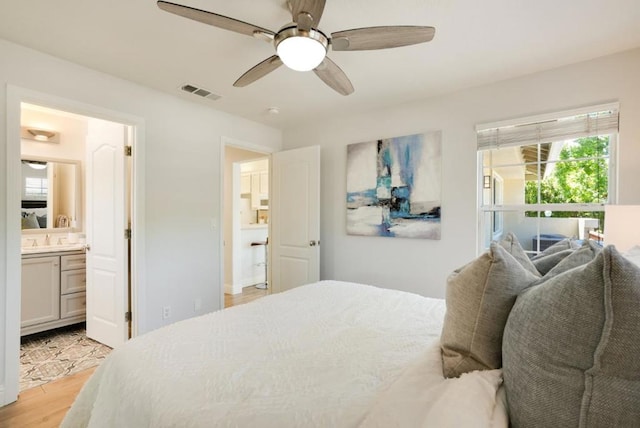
[0,286,268,427]
[224,285,269,308]
[0,367,95,427]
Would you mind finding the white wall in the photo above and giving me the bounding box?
[283,48,640,299]
[0,38,282,399]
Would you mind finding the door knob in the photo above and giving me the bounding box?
[85,244,91,251]
[309,240,317,246]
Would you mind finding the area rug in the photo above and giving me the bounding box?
[20,323,112,391]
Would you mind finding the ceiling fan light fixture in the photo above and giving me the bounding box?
[275,27,328,72]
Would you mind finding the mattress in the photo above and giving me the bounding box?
[62,280,507,427]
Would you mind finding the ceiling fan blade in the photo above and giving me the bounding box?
[289,0,326,30]
[233,56,283,87]
[331,26,435,51]
[157,1,274,38]
[313,57,354,96]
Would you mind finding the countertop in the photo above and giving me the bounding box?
[21,243,87,256]
[241,224,268,230]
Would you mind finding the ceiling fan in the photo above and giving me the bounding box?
[157,0,435,96]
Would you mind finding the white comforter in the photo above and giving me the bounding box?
[62,280,506,427]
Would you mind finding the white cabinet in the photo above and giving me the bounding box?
[21,251,86,336]
[240,173,251,194]
[21,256,60,328]
[259,171,269,195]
[242,170,269,209]
[250,171,269,210]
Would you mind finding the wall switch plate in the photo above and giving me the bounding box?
[194,298,202,312]
[162,306,171,319]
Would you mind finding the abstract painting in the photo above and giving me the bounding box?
[346,132,441,239]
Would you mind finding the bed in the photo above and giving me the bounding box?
[62,281,507,428]
[62,235,640,427]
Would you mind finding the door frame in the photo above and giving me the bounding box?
[3,85,146,405]
[219,137,274,306]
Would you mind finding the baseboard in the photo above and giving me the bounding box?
[224,283,244,295]
[242,275,266,288]
[0,384,13,407]
[225,276,266,295]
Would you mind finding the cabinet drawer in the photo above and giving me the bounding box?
[61,292,86,319]
[61,254,86,271]
[61,270,86,294]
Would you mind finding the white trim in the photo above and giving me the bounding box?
[476,102,620,132]
[480,203,605,212]
[5,86,22,406]
[608,134,619,205]
[476,152,485,254]
[491,173,504,240]
[2,85,146,406]
[224,281,265,296]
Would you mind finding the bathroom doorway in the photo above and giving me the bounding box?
[18,103,122,391]
[4,86,144,405]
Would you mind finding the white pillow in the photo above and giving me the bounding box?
[360,343,508,428]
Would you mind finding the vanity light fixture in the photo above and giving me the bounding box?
[21,126,60,143]
[22,160,48,170]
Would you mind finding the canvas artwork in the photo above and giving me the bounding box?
[346,132,442,239]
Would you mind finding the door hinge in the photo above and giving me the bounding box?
[125,146,132,156]
[125,228,132,239]
[125,311,132,322]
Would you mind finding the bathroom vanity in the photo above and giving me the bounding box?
[21,247,86,336]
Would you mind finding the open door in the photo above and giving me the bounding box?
[270,146,320,293]
[85,118,129,348]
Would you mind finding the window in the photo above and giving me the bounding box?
[492,173,504,239]
[477,104,618,254]
[24,177,48,199]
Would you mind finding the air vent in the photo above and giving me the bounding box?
[180,84,221,101]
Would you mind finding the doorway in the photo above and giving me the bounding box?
[3,86,145,406]
[19,103,121,391]
[222,144,270,308]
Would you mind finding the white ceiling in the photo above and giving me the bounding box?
[1,0,639,129]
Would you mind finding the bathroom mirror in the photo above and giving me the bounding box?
[21,158,82,233]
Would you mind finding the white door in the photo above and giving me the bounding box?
[85,118,128,348]
[270,146,320,293]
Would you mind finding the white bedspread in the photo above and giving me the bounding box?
[62,280,506,427]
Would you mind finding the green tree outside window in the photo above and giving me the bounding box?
[525,136,608,218]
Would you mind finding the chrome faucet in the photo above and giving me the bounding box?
[28,238,38,247]
[44,234,51,246]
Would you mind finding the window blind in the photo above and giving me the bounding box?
[477,106,619,151]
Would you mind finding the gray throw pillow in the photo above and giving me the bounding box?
[532,249,574,275]
[440,242,540,378]
[21,212,40,229]
[499,232,541,277]
[544,239,602,279]
[531,237,579,260]
[37,214,47,228]
[503,246,640,428]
